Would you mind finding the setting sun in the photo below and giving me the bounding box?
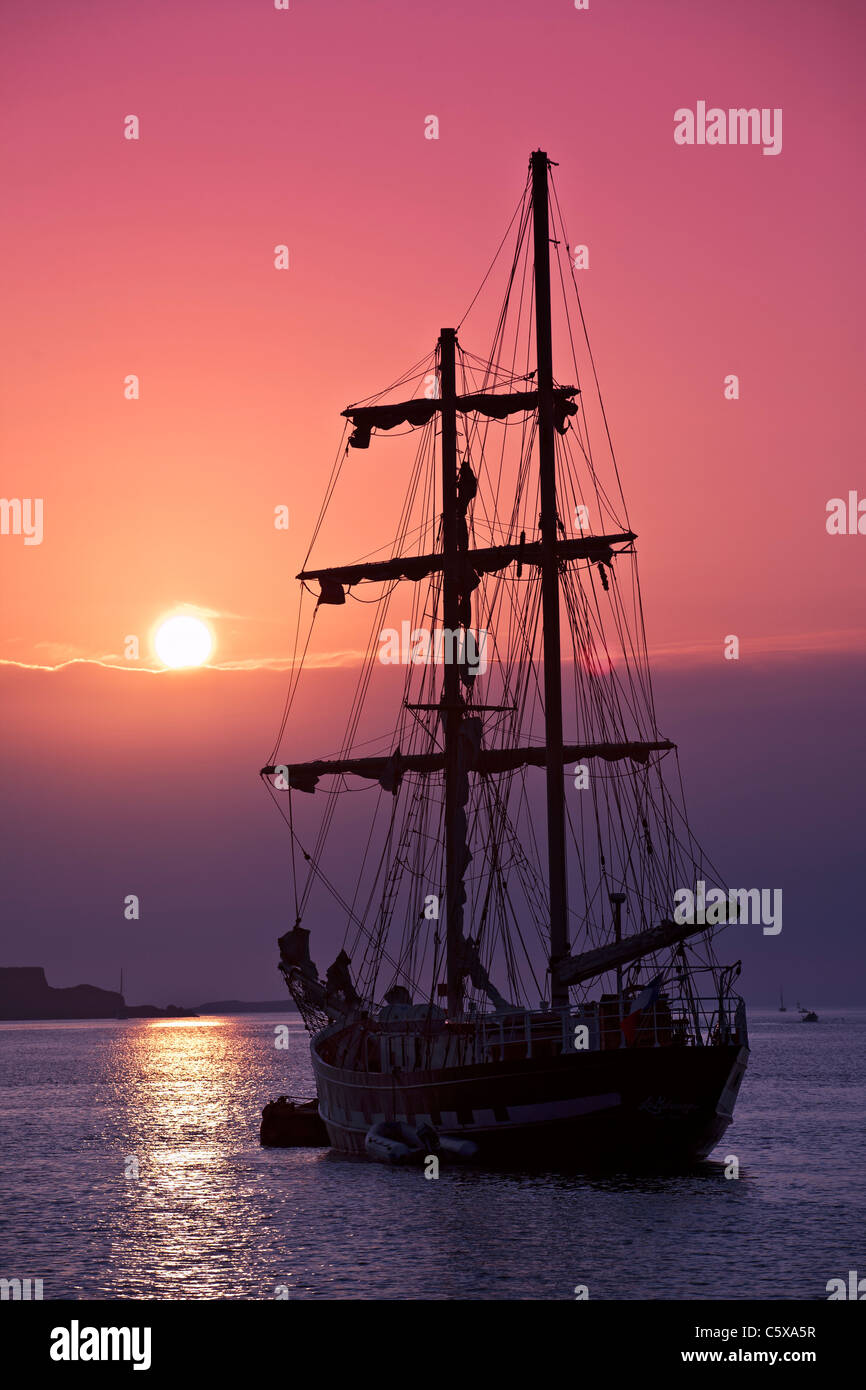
[154,615,213,669]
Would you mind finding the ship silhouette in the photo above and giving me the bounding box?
[261,152,749,1167]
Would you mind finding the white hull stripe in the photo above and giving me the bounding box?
[319,1091,622,1138]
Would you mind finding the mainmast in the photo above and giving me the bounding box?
[531,149,570,1008]
[439,327,465,1018]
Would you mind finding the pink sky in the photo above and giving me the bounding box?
[1,1,864,1003]
[1,0,864,674]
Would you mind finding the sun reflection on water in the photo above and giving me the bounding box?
[144,1017,225,1029]
[97,1015,305,1298]
[4,1013,865,1298]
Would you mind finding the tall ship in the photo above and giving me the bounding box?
[262,151,749,1166]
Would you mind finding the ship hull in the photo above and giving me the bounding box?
[311,1034,749,1168]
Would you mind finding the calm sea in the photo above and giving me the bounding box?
[0,1009,862,1300]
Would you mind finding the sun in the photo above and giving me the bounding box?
[154,614,213,669]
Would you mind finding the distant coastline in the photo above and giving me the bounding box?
[0,967,296,1021]
[195,999,298,1014]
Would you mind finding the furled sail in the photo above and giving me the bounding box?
[342,386,579,448]
[454,935,513,1012]
[262,740,675,794]
[553,917,710,987]
[300,532,635,601]
[277,926,359,1023]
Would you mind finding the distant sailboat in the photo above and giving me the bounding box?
[778,988,787,1012]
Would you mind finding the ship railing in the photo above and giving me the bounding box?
[470,994,744,1062]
